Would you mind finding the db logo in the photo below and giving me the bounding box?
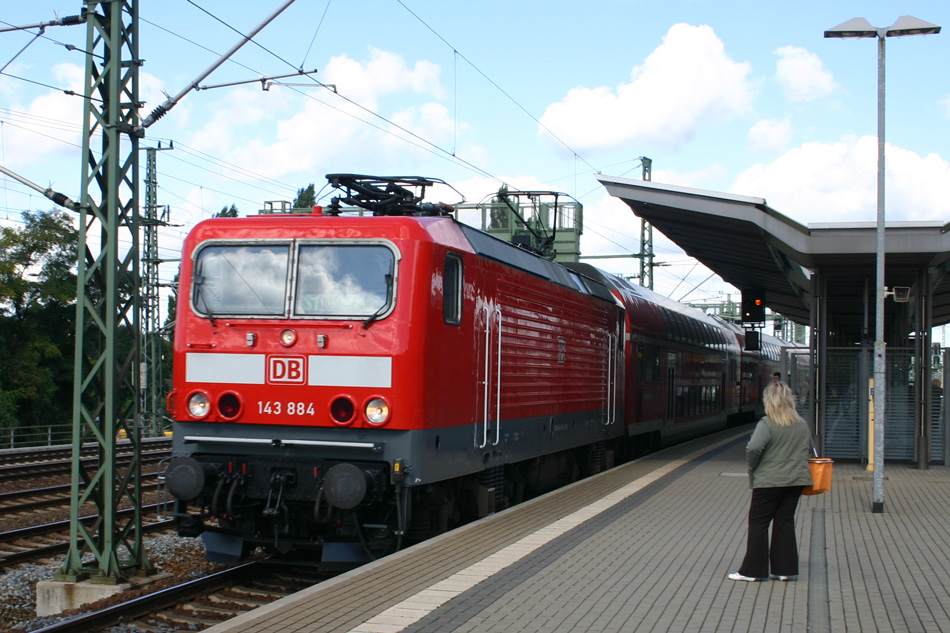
[267,356,306,384]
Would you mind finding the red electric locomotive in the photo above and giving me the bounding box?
[165,175,626,562]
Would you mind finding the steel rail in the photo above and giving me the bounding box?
[29,560,271,633]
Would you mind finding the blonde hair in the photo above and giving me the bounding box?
[763,381,804,427]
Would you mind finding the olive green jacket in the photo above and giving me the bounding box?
[746,417,813,489]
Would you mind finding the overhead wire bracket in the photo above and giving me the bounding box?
[194,69,328,91]
[0,165,80,211]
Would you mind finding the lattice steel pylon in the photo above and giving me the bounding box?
[142,145,171,438]
[638,158,655,290]
[57,0,150,582]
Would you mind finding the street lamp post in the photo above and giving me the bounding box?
[824,16,940,514]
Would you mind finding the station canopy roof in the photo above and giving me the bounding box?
[597,175,950,334]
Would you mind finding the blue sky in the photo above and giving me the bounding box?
[1,0,948,307]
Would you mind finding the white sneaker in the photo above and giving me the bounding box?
[728,572,762,582]
[770,574,797,581]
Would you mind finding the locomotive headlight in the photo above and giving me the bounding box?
[187,392,211,418]
[364,398,390,425]
[280,329,297,346]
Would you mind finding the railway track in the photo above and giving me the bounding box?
[0,473,163,514]
[0,438,173,483]
[0,503,175,567]
[29,559,328,633]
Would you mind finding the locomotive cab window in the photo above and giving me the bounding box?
[295,244,395,318]
[192,243,290,316]
[568,271,589,293]
[443,253,463,325]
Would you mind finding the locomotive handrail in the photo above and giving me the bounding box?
[493,308,502,446]
[182,435,380,450]
[477,306,503,448]
[281,439,381,450]
[183,436,273,444]
[478,305,490,449]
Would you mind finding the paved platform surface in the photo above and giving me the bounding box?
[205,427,950,633]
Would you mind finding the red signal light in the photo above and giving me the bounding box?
[218,392,241,419]
[741,290,766,323]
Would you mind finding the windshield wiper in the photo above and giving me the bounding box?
[362,273,393,330]
[193,272,218,328]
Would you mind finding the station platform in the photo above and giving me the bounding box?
[205,426,950,633]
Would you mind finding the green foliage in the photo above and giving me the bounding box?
[214,204,238,218]
[0,210,78,428]
[165,272,179,330]
[0,210,77,318]
[293,183,316,209]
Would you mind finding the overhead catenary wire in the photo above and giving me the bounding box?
[298,0,333,70]
[171,1,636,197]
[2,11,597,227]
[145,1,640,205]
[140,0,299,129]
[142,3,504,189]
[170,1,505,186]
[6,2,579,205]
[677,272,718,303]
[0,28,44,74]
[4,3,722,303]
[0,107,305,209]
[187,0,304,75]
[0,70,88,99]
[394,0,598,174]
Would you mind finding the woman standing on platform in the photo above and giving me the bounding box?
[729,381,813,582]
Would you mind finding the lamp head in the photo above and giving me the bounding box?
[887,16,940,37]
[825,15,940,39]
[824,17,878,39]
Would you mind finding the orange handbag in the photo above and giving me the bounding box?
[803,457,833,495]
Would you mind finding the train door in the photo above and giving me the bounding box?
[666,352,677,425]
[475,303,502,448]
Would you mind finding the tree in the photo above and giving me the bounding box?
[215,204,238,218]
[293,183,315,209]
[165,272,179,331]
[0,211,77,318]
[0,210,78,429]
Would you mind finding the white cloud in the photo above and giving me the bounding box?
[323,48,443,106]
[183,49,449,182]
[580,193,641,255]
[0,63,84,171]
[384,102,459,158]
[774,46,834,102]
[649,165,728,191]
[730,136,950,224]
[747,118,792,153]
[539,23,753,153]
[885,146,950,221]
